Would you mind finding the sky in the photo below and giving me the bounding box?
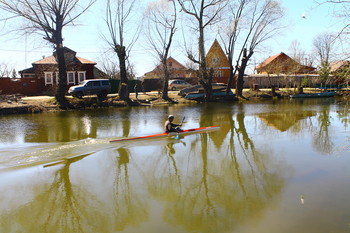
[0,0,345,77]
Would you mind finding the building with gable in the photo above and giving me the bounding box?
[143,57,194,80]
[256,52,315,74]
[205,39,231,85]
[142,57,198,91]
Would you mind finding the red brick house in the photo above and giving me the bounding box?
[18,47,97,95]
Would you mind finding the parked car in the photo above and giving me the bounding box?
[168,79,192,91]
[68,79,111,99]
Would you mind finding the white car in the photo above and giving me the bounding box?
[168,79,192,91]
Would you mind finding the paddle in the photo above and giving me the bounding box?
[175,116,185,139]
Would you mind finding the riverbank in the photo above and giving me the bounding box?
[1,88,349,115]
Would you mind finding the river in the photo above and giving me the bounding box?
[0,98,349,233]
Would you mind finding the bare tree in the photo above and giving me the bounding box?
[220,0,284,97]
[313,32,336,86]
[0,62,12,78]
[145,0,177,100]
[0,0,95,108]
[289,40,314,66]
[97,53,120,79]
[104,0,140,102]
[318,1,350,35]
[313,32,335,65]
[219,0,246,97]
[177,0,228,101]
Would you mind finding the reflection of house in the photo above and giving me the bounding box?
[206,39,231,85]
[256,52,315,74]
[258,111,316,132]
[17,47,97,95]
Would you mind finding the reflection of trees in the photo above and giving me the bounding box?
[0,146,150,233]
[0,154,104,233]
[25,112,98,142]
[148,104,285,233]
[22,108,133,143]
[313,105,334,154]
[336,104,350,129]
[113,147,148,231]
[120,108,132,137]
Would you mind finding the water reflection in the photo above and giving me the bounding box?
[1,100,349,232]
[0,153,104,233]
[313,105,333,154]
[113,147,148,231]
[144,104,286,233]
[24,112,99,142]
[258,111,316,132]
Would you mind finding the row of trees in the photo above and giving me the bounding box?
[0,0,348,108]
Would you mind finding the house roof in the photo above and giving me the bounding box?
[206,39,230,68]
[256,52,315,73]
[329,60,350,73]
[256,52,288,70]
[18,67,35,74]
[33,55,96,65]
[144,57,187,76]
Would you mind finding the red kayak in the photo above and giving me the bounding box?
[109,126,220,142]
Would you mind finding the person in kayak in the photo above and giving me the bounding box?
[164,115,182,133]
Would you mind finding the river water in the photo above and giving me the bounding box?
[0,98,349,233]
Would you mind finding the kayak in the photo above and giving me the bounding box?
[109,126,220,142]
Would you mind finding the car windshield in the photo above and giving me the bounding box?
[80,80,89,85]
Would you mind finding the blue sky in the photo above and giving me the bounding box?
[0,0,344,77]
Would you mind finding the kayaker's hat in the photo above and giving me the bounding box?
[168,115,174,119]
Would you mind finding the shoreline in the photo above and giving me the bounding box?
[1,89,349,115]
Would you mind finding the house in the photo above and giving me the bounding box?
[18,47,97,95]
[329,60,350,84]
[205,39,231,84]
[256,52,315,74]
[329,60,350,73]
[143,57,194,80]
[142,57,198,91]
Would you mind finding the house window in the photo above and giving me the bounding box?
[67,72,75,85]
[78,71,86,83]
[217,70,223,77]
[45,72,53,85]
[212,57,220,65]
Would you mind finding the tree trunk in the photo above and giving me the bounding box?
[116,45,129,101]
[55,43,69,109]
[198,20,212,101]
[236,48,253,97]
[161,61,169,100]
[225,63,236,98]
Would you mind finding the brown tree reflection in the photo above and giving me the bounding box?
[147,104,286,233]
[112,147,148,231]
[313,105,334,154]
[0,153,105,233]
